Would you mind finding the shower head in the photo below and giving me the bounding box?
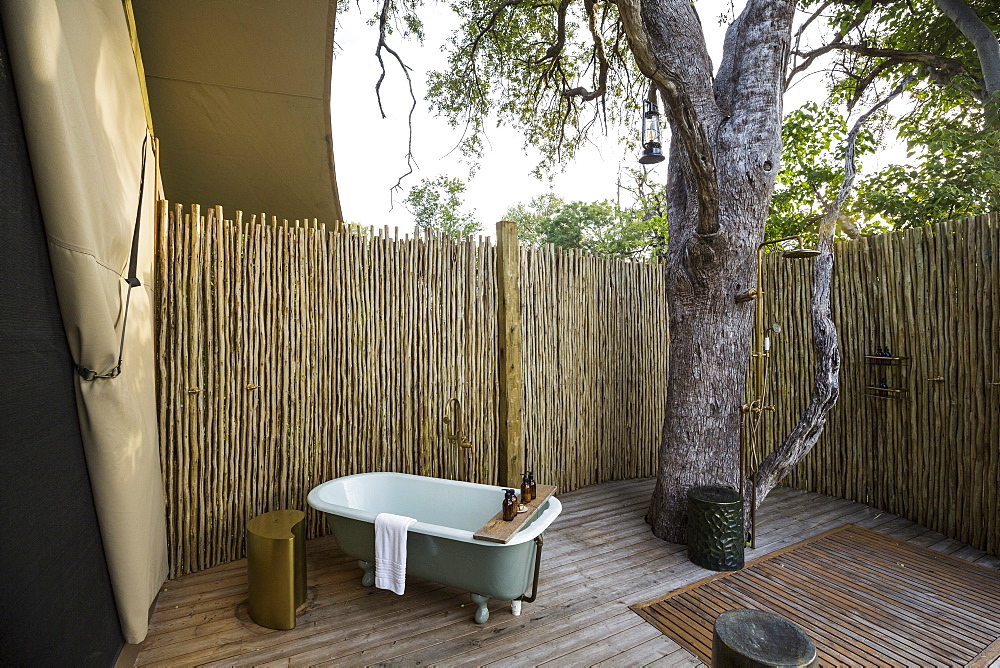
[782,247,821,259]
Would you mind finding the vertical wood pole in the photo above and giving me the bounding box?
[496,221,524,487]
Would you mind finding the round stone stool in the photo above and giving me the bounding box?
[712,609,818,668]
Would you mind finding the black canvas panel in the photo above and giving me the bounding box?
[0,16,125,666]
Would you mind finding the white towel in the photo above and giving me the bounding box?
[374,512,416,595]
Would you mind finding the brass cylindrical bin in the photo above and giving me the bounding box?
[246,509,307,630]
[687,486,744,571]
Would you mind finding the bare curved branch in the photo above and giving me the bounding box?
[752,77,914,512]
[374,0,419,195]
[839,77,914,208]
[563,0,609,101]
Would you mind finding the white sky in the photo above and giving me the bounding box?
[330,2,884,234]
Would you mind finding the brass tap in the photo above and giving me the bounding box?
[443,397,473,450]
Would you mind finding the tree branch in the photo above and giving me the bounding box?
[792,0,832,56]
[617,0,721,236]
[844,59,897,110]
[563,0,609,101]
[537,0,572,68]
[934,0,1000,123]
[751,77,913,512]
[459,0,528,107]
[806,43,984,99]
[375,0,419,194]
[823,44,972,74]
[471,0,527,59]
[785,8,868,89]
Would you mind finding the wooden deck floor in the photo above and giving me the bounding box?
[135,479,1000,667]
[633,524,1000,665]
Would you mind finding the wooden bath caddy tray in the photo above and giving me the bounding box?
[474,485,558,544]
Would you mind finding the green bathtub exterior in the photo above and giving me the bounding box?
[325,514,538,601]
[307,472,562,620]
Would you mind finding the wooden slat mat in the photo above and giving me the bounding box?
[631,525,1000,666]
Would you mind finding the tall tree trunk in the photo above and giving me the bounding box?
[620,0,796,542]
[648,220,757,540]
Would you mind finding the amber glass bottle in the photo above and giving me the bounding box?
[528,470,537,499]
[502,489,516,521]
[520,474,533,503]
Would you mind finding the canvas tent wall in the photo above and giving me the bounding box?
[2,0,345,649]
[1,0,167,644]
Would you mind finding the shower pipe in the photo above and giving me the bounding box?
[737,235,820,548]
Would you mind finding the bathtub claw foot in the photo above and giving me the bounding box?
[471,593,490,624]
[510,599,522,616]
[359,560,375,587]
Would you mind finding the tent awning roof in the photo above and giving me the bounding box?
[132,0,342,223]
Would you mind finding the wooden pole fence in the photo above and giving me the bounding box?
[155,206,997,578]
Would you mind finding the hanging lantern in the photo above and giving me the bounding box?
[639,98,665,165]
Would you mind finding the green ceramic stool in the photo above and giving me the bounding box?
[687,485,744,571]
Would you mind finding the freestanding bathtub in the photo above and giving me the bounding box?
[307,472,562,623]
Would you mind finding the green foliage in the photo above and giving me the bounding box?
[403,175,482,238]
[856,106,1000,226]
[619,166,668,239]
[504,192,666,260]
[776,0,1000,232]
[773,98,1000,235]
[819,0,997,114]
[365,0,1000,238]
[424,0,643,174]
[505,193,568,245]
[768,102,878,238]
